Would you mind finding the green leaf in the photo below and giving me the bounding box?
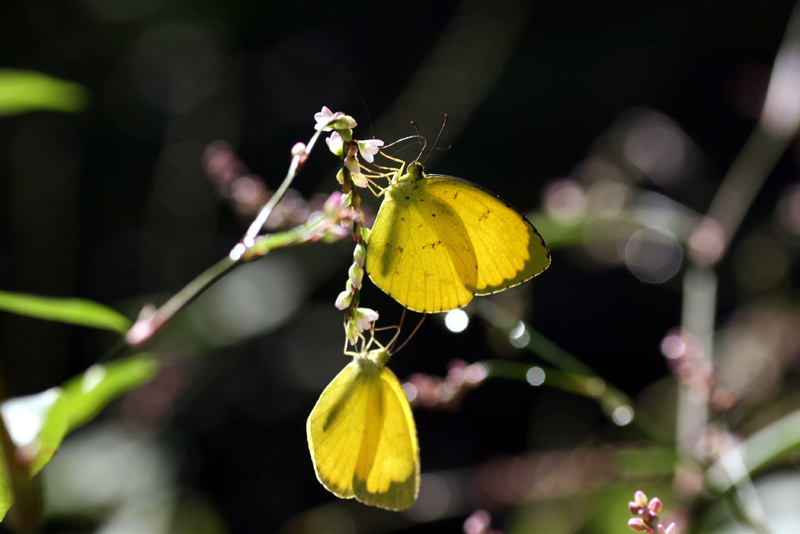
[31,354,159,473]
[0,69,88,116]
[0,354,158,520]
[0,290,131,334]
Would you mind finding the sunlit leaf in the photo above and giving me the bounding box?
[31,354,158,474]
[0,290,131,334]
[0,69,88,116]
[0,449,9,522]
[0,354,158,520]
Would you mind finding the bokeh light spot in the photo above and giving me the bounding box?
[444,309,469,333]
[526,367,545,386]
[612,405,634,426]
[625,227,683,283]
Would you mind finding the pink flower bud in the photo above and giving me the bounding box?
[648,498,662,515]
[334,291,352,310]
[634,491,648,508]
[628,518,648,532]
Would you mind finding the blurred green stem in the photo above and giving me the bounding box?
[475,300,671,444]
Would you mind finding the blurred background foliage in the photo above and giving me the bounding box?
[2,0,800,532]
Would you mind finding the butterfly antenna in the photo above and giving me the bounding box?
[410,121,427,163]
[425,114,451,163]
[392,312,427,354]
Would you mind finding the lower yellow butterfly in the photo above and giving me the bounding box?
[306,336,419,511]
[366,158,550,313]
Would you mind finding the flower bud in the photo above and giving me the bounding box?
[628,518,648,532]
[361,226,371,244]
[353,244,366,267]
[345,319,359,345]
[335,291,352,310]
[337,128,353,142]
[634,491,648,508]
[648,498,662,515]
[291,142,307,156]
[349,263,364,289]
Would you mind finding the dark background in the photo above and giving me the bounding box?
[1,1,798,532]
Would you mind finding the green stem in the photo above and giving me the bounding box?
[126,118,341,349]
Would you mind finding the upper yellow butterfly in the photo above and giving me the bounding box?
[366,159,551,313]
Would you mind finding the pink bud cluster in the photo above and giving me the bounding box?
[628,491,676,534]
[406,359,488,409]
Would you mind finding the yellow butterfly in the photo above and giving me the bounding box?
[306,340,419,511]
[366,159,551,313]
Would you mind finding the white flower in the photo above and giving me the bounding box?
[314,106,336,131]
[325,132,344,155]
[358,139,384,163]
[351,172,368,188]
[354,307,379,332]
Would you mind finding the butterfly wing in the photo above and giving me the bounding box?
[307,360,367,501]
[367,181,478,312]
[353,365,419,510]
[307,360,420,511]
[366,174,550,312]
[422,175,550,295]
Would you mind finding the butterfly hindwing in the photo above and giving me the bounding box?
[307,358,420,511]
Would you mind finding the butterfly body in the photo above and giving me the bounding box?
[367,161,550,313]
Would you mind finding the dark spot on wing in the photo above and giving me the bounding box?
[422,241,441,250]
[400,217,407,221]
[431,213,436,217]
[479,210,490,221]
[454,192,458,199]
[397,246,404,253]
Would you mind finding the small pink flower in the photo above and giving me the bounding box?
[354,307,379,332]
[648,498,662,515]
[357,139,384,163]
[335,291,353,310]
[326,131,344,155]
[314,106,336,130]
[323,191,343,219]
